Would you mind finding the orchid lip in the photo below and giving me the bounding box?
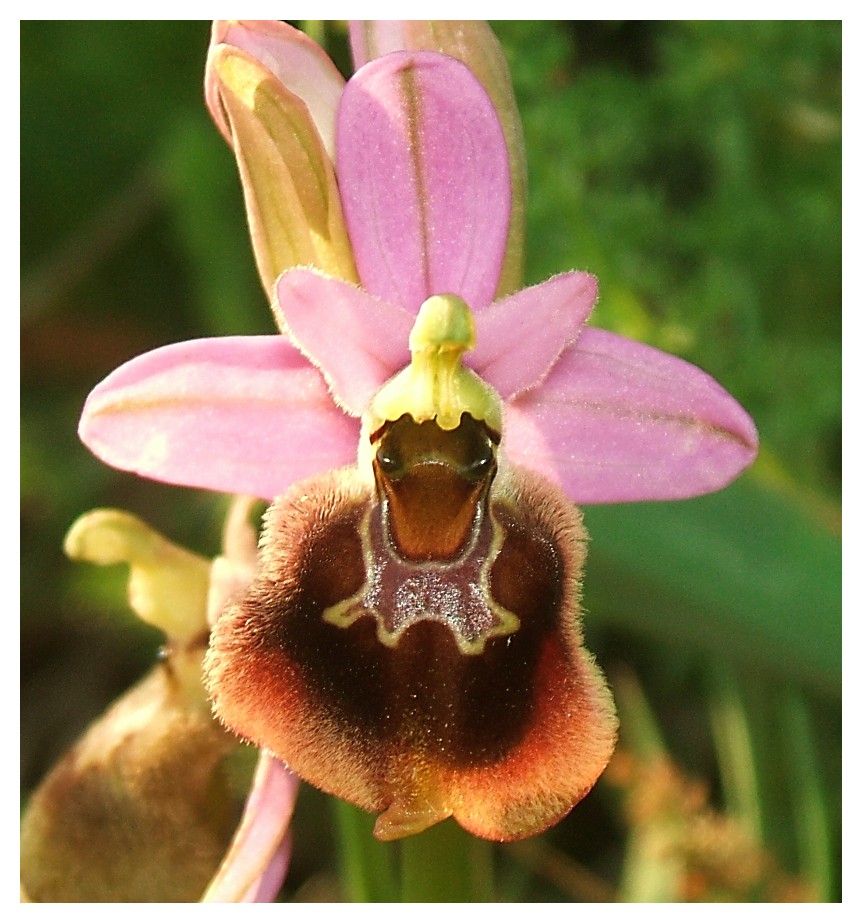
[205,455,617,842]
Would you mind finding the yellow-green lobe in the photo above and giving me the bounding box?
[369,295,503,434]
[64,508,211,652]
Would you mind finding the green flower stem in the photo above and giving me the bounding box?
[332,799,398,902]
[399,820,494,902]
[779,691,833,901]
[707,661,765,843]
[613,669,682,903]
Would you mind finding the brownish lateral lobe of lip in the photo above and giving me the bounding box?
[205,443,617,841]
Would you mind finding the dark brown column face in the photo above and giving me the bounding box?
[206,416,617,842]
[372,413,498,561]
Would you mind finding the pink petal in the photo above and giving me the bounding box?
[504,328,759,503]
[239,831,292,903]
[337,52,510,312]
[275,269,411,416]
[79,336,359,500]
[207,20,344,158]
[240,831,292,903]
[472,272,597,400]
[202,752,300,903]
[275,269,599,417]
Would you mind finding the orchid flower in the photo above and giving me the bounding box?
[76,19,757,852]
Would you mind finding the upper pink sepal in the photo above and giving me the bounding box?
[274,269,413,416]
[337,51,510,312]
[472,272,597,400]
[79,336,360,501]
[504,327,759,503]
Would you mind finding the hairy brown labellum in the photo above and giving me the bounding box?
[205,413,617,841]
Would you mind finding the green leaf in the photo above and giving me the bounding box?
[582,475,840,695]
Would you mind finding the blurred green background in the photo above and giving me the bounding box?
[21,21,840,901]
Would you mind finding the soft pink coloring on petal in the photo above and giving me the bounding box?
[207,20,344,158]
[472,272,598,401]
[275,268,599,415]
[240,831,292,903]
[504,327,759,503]
[337,51,510,312]
[274,269,412,416]
[79,336,359,501]
[202,752,300,903]
[347,20,529,301]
